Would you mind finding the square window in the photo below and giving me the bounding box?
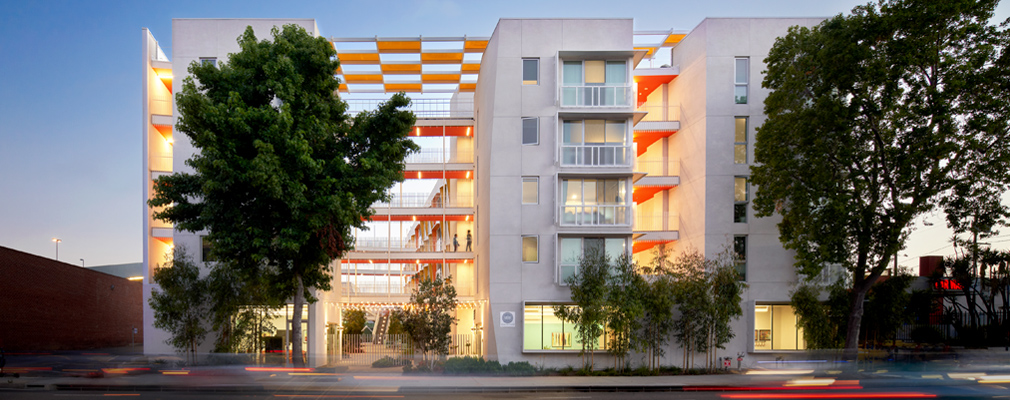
[734,203,747,223]
[522,236,538,262]
[522,177,538,204]
[200,57,217,67]
[735,85,748,104]
[522,58,539,85]
[522,117,538,145]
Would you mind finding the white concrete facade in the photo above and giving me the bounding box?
[143,16,823,368]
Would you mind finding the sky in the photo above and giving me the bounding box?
[1,0,1008,269]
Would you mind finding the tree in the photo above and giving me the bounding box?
[554,249,609,370]
[149,247,209,364]
[753,0,1010,353]
[790,282,849,349]
[399,276,457,368]
[604,254,645,371]
[343,309,367,335]
[205,262,282,354]
[637,247,677,371]
[670,249,744,371]
[149,25,418,366]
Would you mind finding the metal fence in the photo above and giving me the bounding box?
[337,333,482,365]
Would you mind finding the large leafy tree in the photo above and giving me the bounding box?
[753,0,1010,353]
[149,25,418,366]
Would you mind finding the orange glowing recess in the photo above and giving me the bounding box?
[634,130,678,156]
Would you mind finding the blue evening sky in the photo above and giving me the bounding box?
[1,0,1007,268]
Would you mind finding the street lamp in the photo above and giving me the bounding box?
[80,258,85,267]
[52,238,61,261]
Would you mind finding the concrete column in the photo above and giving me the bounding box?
[307,296,326,367]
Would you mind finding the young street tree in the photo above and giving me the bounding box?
[149,25,418,366]
[753,0,1010,353]
[399,277,457,368]
[149,246,209,364]
[554,249,610,370]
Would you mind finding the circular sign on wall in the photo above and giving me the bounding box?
[500,311,515,327]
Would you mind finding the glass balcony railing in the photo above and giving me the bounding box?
[633,212,679,232]
[149,153,172,172]
[372,191,474,208]
[345,98,474,118]
[634,159,680,176]
[560,145,632,167]
[559,205,631,226]
[560,85,633,107]
[404,148,474,164]
[636,104,681,122]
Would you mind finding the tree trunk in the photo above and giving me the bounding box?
[844,280,871,359]
[292,272,306,368]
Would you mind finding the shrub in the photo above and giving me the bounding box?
[503,361,537,376]
[372,356,403,368]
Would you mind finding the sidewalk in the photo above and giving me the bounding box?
[0,367,779,394]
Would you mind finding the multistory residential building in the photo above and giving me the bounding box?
[142,16,822,367]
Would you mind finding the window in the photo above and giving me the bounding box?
[201,236,216,262]
[754,304,806,350]
[522,58,539,85]
[734,235,747,280]
[522,117,539,145]
[558,237,627,284]
[734,57,749,104]
[200,57,217,67]
[522,236,538,263]
[522,177,538,204]
[561,120,629,166]
[735,117,748,164]
[734,176,748,223]
[524,304,607,351]
[561,60,629,106]
[560,178,629,226]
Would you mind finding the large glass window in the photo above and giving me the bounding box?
[558,237,628,284]
[754,304,806,350]
[522,58,539,85]
[522,236,538,263]
[735,57,749,104]
[735,117,748,164]
[522,117,539,145]
[561,120,629,166]
[522,177,538,204]
[560,178,628,226]
[524,304,607,351]
[561,60,629,106]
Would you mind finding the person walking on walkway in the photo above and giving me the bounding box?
[453,234,459,252]
[466,230,472,251]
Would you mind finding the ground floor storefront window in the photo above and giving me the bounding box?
[523,304,606,352]
[754,304,806,350]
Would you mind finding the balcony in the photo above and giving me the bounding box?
[560,144,633,167]
[633,212,678,232]
[149,152,172,172]
[345,98,474,119]
[372,190,473,209]
[561,85,633,108]
[405,148,473,164]
[559,205,631,226]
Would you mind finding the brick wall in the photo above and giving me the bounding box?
[0,246,143,351]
